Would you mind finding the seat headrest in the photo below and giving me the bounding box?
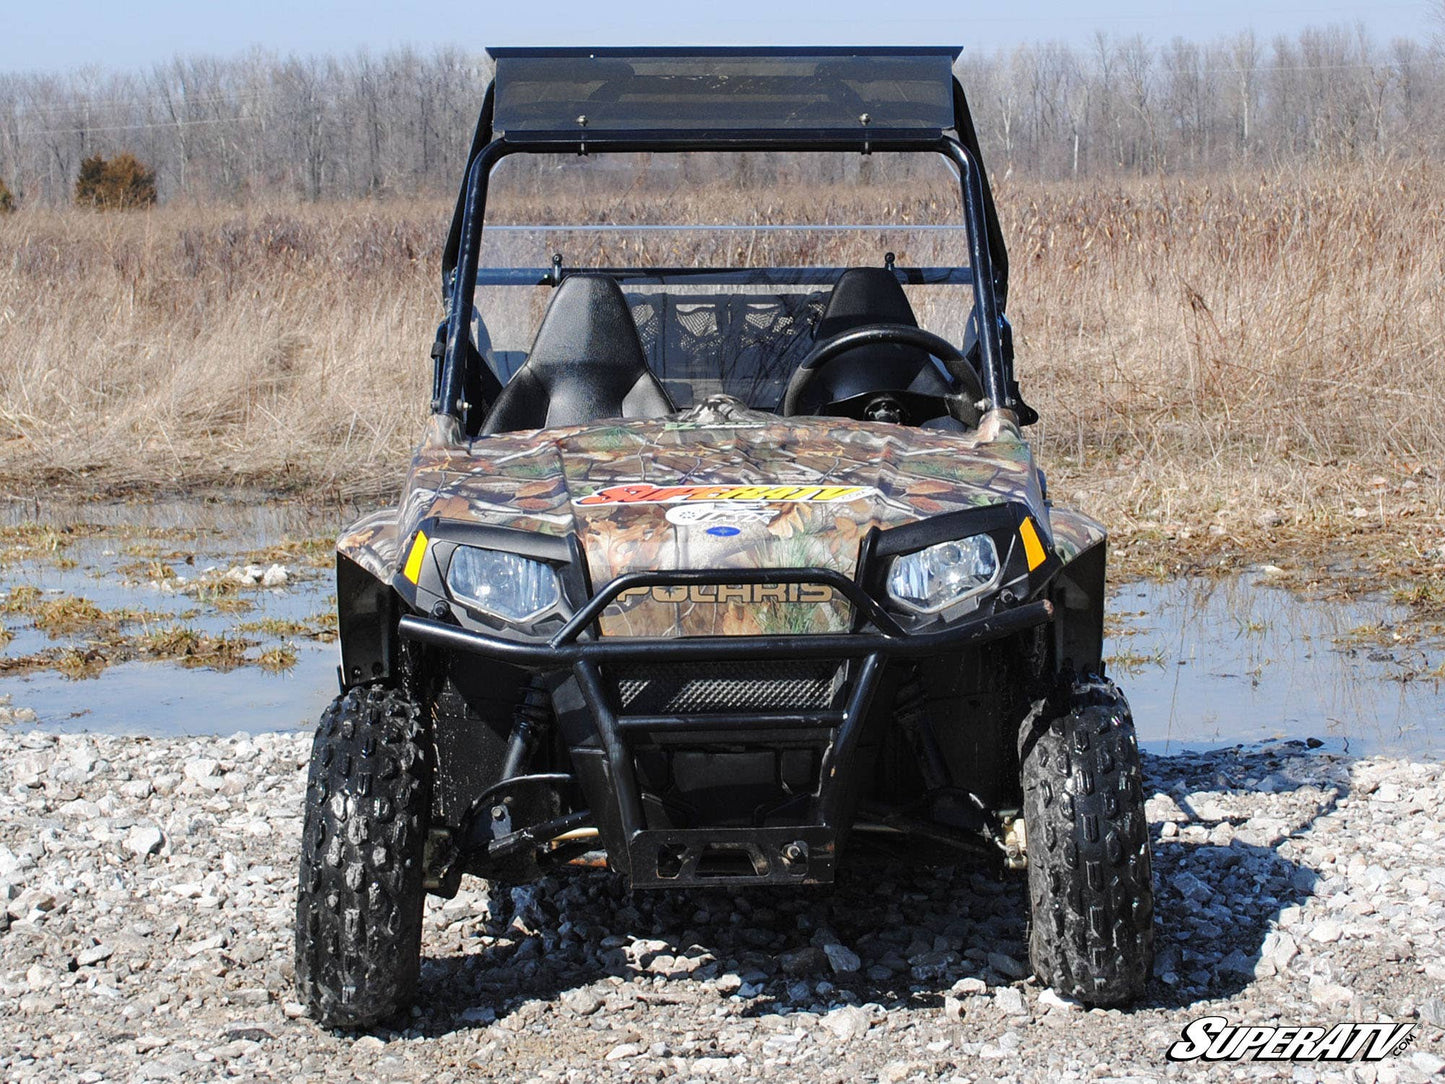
[526,274,648,372]
[815,267,919,340]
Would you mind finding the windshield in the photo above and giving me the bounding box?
[475,150,977,410]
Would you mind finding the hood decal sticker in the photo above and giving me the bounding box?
[577,482,876,505]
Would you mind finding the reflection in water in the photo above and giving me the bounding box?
[1110,575,1442,758]
[0,492,341,540]
[1,644,336,737]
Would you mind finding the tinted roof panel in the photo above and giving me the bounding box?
[490,49,958,138]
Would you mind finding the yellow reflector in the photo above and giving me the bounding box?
[1020,517,1047,571]
[402,530,429,584]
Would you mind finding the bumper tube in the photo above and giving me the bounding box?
[400,594,1053,888]
[398,598,1054,667]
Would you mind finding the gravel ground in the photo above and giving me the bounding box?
[2,726,1444,1083]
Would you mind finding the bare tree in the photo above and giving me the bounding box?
[1227,31,1261,161]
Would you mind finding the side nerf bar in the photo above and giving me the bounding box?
[398,597,1054,667]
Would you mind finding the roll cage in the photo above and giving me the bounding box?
[432,47,1034,431]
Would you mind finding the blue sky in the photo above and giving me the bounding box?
[3,0,1434,73]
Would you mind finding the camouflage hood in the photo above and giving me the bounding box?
[357,396,1053,636]
[405,396,1043,563]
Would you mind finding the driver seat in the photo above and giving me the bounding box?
[793,268,950,414]
[481,275,675,435]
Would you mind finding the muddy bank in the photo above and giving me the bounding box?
[1,730,1442,1082]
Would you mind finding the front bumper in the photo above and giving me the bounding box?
[400,560,1053,887]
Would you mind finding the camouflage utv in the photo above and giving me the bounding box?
[296,47,1154,1027]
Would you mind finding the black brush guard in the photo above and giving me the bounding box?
[399,566,1053,888]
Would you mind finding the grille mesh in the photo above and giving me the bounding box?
[612,659,842,715]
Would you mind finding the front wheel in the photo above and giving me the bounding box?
[1019,678,1154,1005]
[295,685,432,1028]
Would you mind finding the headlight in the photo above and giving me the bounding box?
[886,535,1000,614]
[445,547,560,622]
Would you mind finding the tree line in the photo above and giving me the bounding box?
[0,47,484,206]
[959,24,1445,179]
[0,25,1442,208]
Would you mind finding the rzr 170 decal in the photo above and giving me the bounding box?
[578,483,874,506]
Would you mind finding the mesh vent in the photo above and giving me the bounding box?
[627,292,826,409]
[631,299,663,355]
[612,659,843,715]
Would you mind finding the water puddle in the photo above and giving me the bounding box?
[0,643,337,736]
[0,497,348,736]
[3,500,1441,754]
[1110,575,1442,758]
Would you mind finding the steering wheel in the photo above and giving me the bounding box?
[781,323,986,422]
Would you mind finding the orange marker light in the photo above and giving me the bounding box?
[1019,517,1047,571]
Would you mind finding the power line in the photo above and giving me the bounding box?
[9,109,314,139]
[0,58,485,116]
[964,55,1445,75]
[19,89,284,119]
[955,4,1426,23]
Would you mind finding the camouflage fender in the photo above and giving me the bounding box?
[1047,505,1109,676]
[333,416,468,688]
[336,415,465,582]
[1048,505,1106,566]
[336,507,405,584]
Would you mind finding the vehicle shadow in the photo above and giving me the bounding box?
[390,741,1349,1038]
[1135,742,1349,1010]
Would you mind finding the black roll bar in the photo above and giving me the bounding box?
[435,133,1013,422]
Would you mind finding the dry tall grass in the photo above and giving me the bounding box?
[1006,162,1445,568]
[0,200,447,494]
[1,166,1442,576]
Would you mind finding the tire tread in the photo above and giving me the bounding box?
[1019,678,1154,1005]
[295,686,431,1028]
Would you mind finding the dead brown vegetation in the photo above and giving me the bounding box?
[1007,162,1445,593]
[0,198,444,494]
[73,153,158,211]
[0,165,1442,590]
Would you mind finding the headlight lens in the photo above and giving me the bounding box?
[446,547,560,622]
[886,535,1000,614]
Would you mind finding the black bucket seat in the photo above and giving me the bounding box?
[481,274,675,435]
